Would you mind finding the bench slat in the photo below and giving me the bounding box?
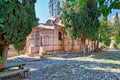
[0,68,29,78]
[4,62,26,69]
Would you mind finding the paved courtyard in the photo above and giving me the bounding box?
[11,51,120,80]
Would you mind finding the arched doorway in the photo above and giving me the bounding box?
[40,36,42,46]
[58,31,62,40]
[58,31,64,51]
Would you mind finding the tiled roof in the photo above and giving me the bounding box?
[36,23,54,29]
[36,17,64,29]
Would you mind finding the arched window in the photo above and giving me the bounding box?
[57,1,60,15]
[58,32,62,40]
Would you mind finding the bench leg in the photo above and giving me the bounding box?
[0,73,21,80]
[24,71,28,78]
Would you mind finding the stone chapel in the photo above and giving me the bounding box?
[26,0,93,56]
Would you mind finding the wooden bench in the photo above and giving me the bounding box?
[0,68,29,80]
[0,62,26,72]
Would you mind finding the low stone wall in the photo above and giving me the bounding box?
[8,45,25,58]
[8,52,18,58]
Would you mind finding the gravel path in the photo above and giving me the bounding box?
[17,51,120,80]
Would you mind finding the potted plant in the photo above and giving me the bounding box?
[0,56,4,67]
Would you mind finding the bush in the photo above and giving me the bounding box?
[14,42,25,51]
[116,44,120,49]
[101,45,107,49]
[0,56,3,63]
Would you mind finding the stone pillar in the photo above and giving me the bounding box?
[39,47,44,56]
[109,39,114,49]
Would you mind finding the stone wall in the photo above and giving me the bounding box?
[25,17,100,56]
[8,45,26,57]
[26,24,84,56]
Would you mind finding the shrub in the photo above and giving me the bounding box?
[14,42,25,52]
[116,44,120,49]
[0,56,3,64]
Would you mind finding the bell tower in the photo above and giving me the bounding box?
[49,0,63,17]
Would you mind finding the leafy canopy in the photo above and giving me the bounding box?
[99,16,111,46]
[109,13,120,46]
[61,0,100,40]
[68,0,120,17]
[0,0,37,46]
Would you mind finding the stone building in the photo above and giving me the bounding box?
[26,0,93,56]
[26,17,84,56]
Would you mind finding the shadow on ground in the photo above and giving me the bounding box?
[25,58,120,80]
[8,50,120,80]
[90,51,120,61]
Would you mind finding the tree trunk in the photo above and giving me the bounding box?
[81,33,86,56]
[95,40,99,52]
[92,41,94,52]
[86,40,89,53]
[93,41,96,50]
[72,40,74,51]
[0,45,9,64]
[109,38,114,49]
[18,51,20,55]
[96,41,99,49]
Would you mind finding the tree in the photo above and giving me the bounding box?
[108,13,120,48]
[68,0,120,17]
[99,12,120,49]
[0,0,37,63]
[113,13,120,35]
[109,12,120,48]
[115,35,120,49]
[61,0,100,55]
[99,16,111,47]
[97,0,120,17]
[14,41,25,55]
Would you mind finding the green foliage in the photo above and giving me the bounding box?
[68,0,120,17]
[113,2,120,9]
[0,0,37,46]
[95,0,120,17]
[101,44,107,49]
[61,0,100,40]
[115,35,120,44]
[116,44,120,49]
[114,35,120,49]
[102,36,111,46]
[99,12,120,47]
[0,56,3,64]
[99,16,111,46]
[110,13,120,49]
[0,18,4,23]
[108,12,120,36]
[14,42,25,51]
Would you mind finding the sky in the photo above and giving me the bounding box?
[35,0,50,23]
[35,0,120,23]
